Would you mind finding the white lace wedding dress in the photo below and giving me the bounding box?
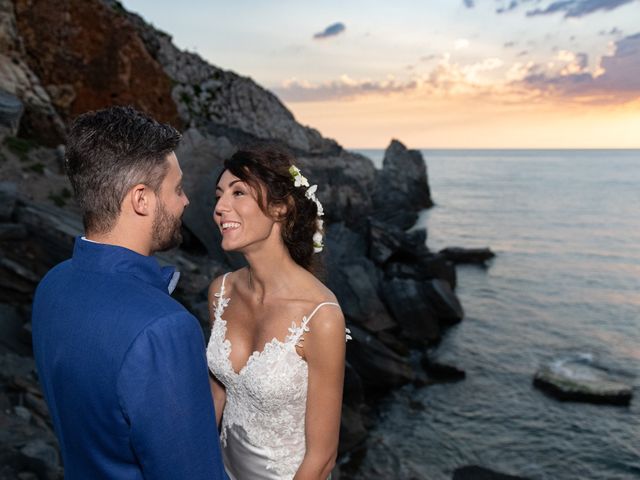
[206,272,346,479]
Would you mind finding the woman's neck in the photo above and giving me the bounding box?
[243,244,303,304]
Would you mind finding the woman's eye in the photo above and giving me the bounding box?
[233,190,245,197]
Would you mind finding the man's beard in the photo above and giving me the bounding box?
[151,199,183,253]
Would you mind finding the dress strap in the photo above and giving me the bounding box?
[289,302,341,347]
[213,272,232,317]
[306,302,340,323]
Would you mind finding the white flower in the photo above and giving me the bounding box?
[313,231,324,253]
[305,184,317,199]
[316,218,324,230]
[289,166,309,188]
[315,199,324,217]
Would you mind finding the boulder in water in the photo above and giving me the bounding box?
[453,465,531,480]
[533,358,633,406]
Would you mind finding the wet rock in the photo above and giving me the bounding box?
[0,304,31,356]
[0,182,18,221]
[533,362,632,406]
[372,140,433,228]
[324,223,367,260]
[383,277,441,343]
[20,439,59,470]
[421,355,466,382]
[327,257,396,333]
[0,89,23,138]
[298,151,376,227]
[383,277,463,344]
[385,253,457,289]
[440,247,495,265]
[339,404,367,454]
[453,465,531,480]
[346,325,414,392]
[0,223,28,240]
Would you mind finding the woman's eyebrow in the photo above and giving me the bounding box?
[215,179,243,192]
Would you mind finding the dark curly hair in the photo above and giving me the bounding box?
[218,146,322,272]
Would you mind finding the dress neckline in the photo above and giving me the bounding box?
[214,272,339,377]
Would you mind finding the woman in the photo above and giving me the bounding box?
[206,146,349,480]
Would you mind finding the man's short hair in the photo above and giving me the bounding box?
[65,106,181,234]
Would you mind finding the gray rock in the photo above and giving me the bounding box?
[0,182,18,221]
[372,139,433,228]
[440,246,495,264]
[0,223,28,240]
[346,325,414,391]
[453,466,531,480]
[0,89,23,137]
[326,257,396,333]
[533,361,632,406]
[384,253,457,289]
[20,439,60,470]
[297,151,376,227]
[383,277,463,345]
[383,277,441,344]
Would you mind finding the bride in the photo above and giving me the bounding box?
[206,146,349,479]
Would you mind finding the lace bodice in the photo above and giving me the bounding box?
[206,273,349,478]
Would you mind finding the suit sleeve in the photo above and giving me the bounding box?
[117,312,228,480]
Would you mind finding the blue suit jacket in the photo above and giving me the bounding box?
[32,238,227,479]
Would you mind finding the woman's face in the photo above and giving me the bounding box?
[214,170,278,253]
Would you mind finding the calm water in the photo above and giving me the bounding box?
[350,149,640,480]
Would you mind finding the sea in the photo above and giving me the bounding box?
[349,149,640,480]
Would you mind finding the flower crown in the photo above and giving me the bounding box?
[289,165,324,253]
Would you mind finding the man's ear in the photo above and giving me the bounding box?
[129,184,153,216]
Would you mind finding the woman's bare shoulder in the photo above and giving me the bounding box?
[207,267,248,300]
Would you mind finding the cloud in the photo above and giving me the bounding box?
[519,33,640,103]
[599,27,623,36]
[496,0,637,18]
[504,41,517,48]
[454,38,470,50]
[273,75,417,102]
[313,22,346,40]
[463,0,475,7]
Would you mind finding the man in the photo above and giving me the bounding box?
[31,106,227,479]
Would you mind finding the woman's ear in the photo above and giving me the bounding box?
[129,184,153,216]
[269,198,291,221]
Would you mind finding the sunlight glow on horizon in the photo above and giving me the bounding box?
[122,0,640,148]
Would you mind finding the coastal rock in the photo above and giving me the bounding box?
[372,139,433,228]
[0,0,66,144]
[346,325,414,392]
[0,181,18,221]
[440,247,495,265]
[0,89,23,138]
[13,0,181,129]
[368,219,428,266]
[383,277,463,344]
[453,465,531,480]
[382,277,441,343]
[326,257,396,333]
[384,253,457,289]
[421,355,466,382]
[120,4,339,154]
[533,360,632,406]
[298,151,376,226]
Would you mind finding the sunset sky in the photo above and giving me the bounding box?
[122,0,640,148]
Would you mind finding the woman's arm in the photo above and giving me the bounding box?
[208,276,228,428]
[293,306,346,480]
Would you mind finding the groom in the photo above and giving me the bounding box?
[32,106,227,479]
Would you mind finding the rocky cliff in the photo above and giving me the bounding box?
[0,1,461,478]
